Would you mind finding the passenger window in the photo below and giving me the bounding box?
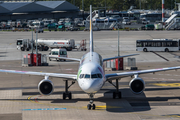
[84,74,90,78]
[97,74,102,78]
[91,74,98,78]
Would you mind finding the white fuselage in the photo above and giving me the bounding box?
[77,52,106,94]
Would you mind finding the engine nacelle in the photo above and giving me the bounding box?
[129,77,145,94]
[38,79,54,95]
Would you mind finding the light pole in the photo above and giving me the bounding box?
[36,27,38,66]
[31,27,33,54]
[82,0,84,19]
[118,23,120,56]
[116,22,121,56]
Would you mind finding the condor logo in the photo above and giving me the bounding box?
[53,42,64,45]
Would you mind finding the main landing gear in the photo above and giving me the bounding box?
[108,79,122,99]
[63,80,75,100]
[87,93,96,110]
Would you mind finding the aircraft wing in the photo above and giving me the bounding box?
[103,54,139,62]
[0,69,77,80]
[48,55,81,62]
[105,66,180,81]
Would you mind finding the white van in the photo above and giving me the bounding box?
[49,48,67,61]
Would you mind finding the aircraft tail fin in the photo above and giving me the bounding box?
[90,5,94,53]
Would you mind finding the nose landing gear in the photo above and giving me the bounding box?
[87,93,96,110]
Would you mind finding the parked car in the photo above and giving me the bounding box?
[58,24,65,31]
[47,23,58,31]
[141,18,149,24]
[66,25,80,31]
[122,19,131,25]
[34,27,44,33]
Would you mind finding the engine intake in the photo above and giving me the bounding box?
[129,77,145,94]
[38,79,54,95]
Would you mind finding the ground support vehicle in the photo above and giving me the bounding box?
[49,48,67,61]
[36,38,75,51]
[141,24,154,30]
[17,39,31,51]
[16,39,49,51]
[136,39,179,52]
[76,39,87,51]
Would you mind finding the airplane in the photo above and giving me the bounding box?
[1,5,180,110]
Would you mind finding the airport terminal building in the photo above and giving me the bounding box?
[0,1,79,21]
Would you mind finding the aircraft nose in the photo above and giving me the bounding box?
[81,79,99,93]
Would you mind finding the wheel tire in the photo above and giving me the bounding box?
[39,47,42,51]
[63,93,66,100]
[113,92,116,99]
[64,59,66,61]
[49,58,51,61]
[165,48,169,52]
[26,48,29,51]
[143,48,147,52]
[87,104,91,110]
[68,92,72,100]
[45,46,49,51]
[21,47,25,51]
[56,58,59,61]
[92,104,96,110]
[118,92,122,99]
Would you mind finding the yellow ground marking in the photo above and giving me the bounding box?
[27,95,123,110]
[163,114,180,118]
[150,83,180,87]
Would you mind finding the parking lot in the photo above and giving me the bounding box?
[1,31,180,120]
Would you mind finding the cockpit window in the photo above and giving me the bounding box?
[97,74,102,78]
[91,74,98,78]
[84,74,90,78]
[79,74,84,79]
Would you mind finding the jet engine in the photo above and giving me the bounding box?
[129,77,145,94]
[38,79,54,95]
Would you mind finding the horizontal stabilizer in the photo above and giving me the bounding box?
[48,55,81,62]
[103,54,139,62]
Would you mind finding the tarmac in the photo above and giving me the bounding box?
[1,31,180,119]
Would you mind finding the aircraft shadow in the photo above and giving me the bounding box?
[1,86,180,113]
